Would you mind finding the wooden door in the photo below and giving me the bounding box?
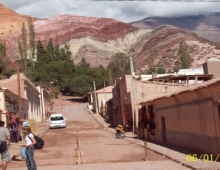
[161,116,166,143]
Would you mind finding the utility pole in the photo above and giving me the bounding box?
[152,66,163,78]
[93,81,98,114]
[17,65,21,116]
[129,56,138,134]
[103,80,106,118]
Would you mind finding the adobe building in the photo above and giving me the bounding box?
[203,57,220,78]
[0,73,44,124]
[0,87,28,124]
[111,76,133,130]
[36,86,51,121]
[0,87,28,142]
[140,78,220,157]
[110,75,187,134]
[92,86,113,118]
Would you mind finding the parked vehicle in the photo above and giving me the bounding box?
[49,113,67,129]
[86,105,93,110]
[115,125,125,139]
[116,131,125,139]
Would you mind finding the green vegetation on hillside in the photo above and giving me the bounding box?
[17,41,131,97]
[16,39,109,97]
[174,41,193,71]
[146,48,166,74]
[146,41,193,74]
[0,43,16,79]
[15,20,111,97]
[0,43,6,56]
[10,19,133,96]
[107,52,130,85]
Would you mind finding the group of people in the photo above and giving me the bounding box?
[0,120,37,170]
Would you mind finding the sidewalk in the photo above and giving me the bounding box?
[87,108,220,170]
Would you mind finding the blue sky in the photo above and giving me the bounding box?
[0,0,220,22]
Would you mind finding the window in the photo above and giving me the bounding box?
[50,116,64,121]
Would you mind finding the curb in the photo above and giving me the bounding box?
[125,138,196,170]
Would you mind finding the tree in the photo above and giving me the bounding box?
[64,44,71,61]
[17,22,28,70]
[80,57,90,68]
[18,40,23,58]
[45,39,55,62]
[107,52,130,81]
[178,41,192,69]
[54,44,60,60]
[0,43,6,56]
[17,18,36,70]
[107,69,114,86]
[20,39,109,97]
[28,17,35,59]
[0,58,16,79]
[17,40,26,71]
[54,43,72,61]
[28,17,36,69]
[21,22,27,59]
[146,48,157,74]
[36,40,46,64]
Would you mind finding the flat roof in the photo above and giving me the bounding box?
[170,75,213,81]
[140,78,220,104]
[147,75,177,81]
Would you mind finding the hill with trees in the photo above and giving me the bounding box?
[1,5,220,96]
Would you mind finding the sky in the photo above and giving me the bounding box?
[0,0,220,23]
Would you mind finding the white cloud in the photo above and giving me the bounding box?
[0,0,220,22]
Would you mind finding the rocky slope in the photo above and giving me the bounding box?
[0,4,38,38]
[1,4,220,73]
[131,25,220,73]
[131,13,220,44]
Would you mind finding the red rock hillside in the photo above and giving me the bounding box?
[0,4,38,38]
[1,4,220,73]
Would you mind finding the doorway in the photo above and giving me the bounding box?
[218,106,220,124]
[161,116,166,143]
[124,104,133,132]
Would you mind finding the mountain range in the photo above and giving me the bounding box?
[131,12,220,44]
[0,4,220,74]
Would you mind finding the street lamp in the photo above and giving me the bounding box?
[50,80,58,86]
[32,58,37,70]
[50,80,57,99]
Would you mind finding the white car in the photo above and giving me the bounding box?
[49,113,67,128]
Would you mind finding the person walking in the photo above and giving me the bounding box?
[22,126,37,170]
[0,120,11,170]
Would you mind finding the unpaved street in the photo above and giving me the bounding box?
[8,97,189,170]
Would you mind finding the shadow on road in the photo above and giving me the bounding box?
[65,96,88,103]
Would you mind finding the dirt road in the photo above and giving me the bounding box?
[8,96,189,170]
